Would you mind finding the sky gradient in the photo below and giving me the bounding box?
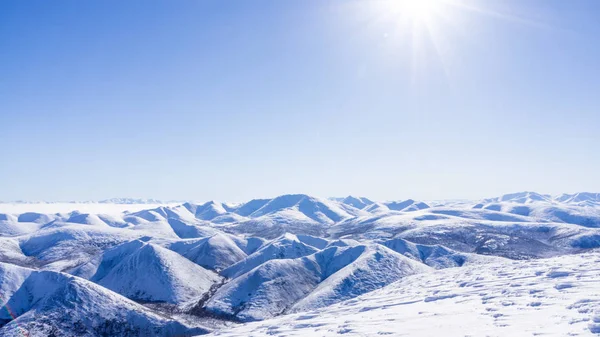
[1,0,599,202]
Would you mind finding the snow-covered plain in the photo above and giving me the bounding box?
[0,191,599,336]
[0,201,178,215]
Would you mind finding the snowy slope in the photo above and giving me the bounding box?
[19,225,142,271]
[485,191,554,204]
[220,233,320,279]
[329,207,600,258]
[480,202,600,228]
[221,195,356,238]
[339,196,374,209]
[0,237,35,267]
[0,213,43,236]
[385,199,430,211]
[557,192,600,205]
[204,257,322,321]
[84,240,222,303]
[290,244,431,313]
[205,252,600,337]
[168,233,249,271]
[70,239,147,280]
[0,263,207,337]
[381,237,505,268]
[363,202,391,213]
[204,244,429,321]
[247,194,351,222]
[183,201,229,221]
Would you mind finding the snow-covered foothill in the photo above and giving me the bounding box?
[204,252,600,337]
[0,263,207,337]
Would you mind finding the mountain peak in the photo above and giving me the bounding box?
[341,196,374,209]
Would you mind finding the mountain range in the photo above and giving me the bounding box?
[0,191,599,336]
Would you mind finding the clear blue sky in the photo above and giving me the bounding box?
[1,0,599,202]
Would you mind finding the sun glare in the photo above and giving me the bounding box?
[396,0,443,22]
[359,0,543,84]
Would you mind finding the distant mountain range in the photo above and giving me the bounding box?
[4,191,600,206]
[1,198,175,204]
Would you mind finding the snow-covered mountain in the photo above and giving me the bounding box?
[89,240,222,303]
[203,242,429,321]
[0,263,207,337]
[339,196,374,209]
[220,233,320,279]
[556,192,600,205]
[98,198,169,204]
[167,233,252,271]
[1,192,600,336]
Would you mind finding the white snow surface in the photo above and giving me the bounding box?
[205,252,600,337]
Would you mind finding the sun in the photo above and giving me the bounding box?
[356,0,543,86]
[368,0,454,81]
[395,0,444,22]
